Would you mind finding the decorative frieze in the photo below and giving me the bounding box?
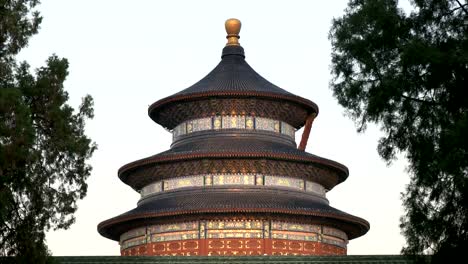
[121,235,147,250]
[163,176,204,191]
[151,231,199,242]
[120,227,147,243]
[264,176,304,190]
[140,174,327,199]
[207,230,263,239]
[271,221,321,233]
[149,221,198,234]
[305,181,327,197]
[140,182,162,197]
[271,231,318,242]
[172,115,295,141]
[207,220,262,230]
[212,174,255,185]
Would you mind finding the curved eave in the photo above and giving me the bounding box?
[118,151,348,183]
[98,187,369,241]
[98,208,368,242]
[148,91,319,130]
[99,209,369,239]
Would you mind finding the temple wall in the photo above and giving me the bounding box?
[119,220,348,256]
[121,238,346,256]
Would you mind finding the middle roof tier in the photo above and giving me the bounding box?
[118,135,348,192]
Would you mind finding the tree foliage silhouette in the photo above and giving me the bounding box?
[0,1,96,262]
[329,0,467,261]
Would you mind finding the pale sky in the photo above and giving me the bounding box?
[18,0,411,256]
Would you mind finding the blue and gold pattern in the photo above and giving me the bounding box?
[264,176,304,190]
[271,222,321,233]
[120,227,147,243]
[151,231,199,242]
[207,230,263,239]
[140,182,162,197]
[271,232,318,241]
[213,174,255,185]
[164,176,204,191]
[172,116,295,140]
[121,236,147,250]
[140,174,327,198]
[207,220,263,229]
[305,181,327,197]
[149,222,198,233]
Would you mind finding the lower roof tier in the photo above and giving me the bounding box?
[97,186,369,241]
[119,136,349,191]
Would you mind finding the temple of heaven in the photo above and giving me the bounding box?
[98,18,369,256]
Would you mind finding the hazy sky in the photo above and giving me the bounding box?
[18,0,412,256]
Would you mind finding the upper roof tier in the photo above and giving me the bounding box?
[148,19,318,130]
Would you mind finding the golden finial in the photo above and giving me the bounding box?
[225,18,241,46]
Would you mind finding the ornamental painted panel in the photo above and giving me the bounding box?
[246,239,261,249]
[274,120,281,133]
[148,240,200,256]
[305,181,326,196]
[322,235,347,248]
[272,240,287,250]
[245,116,254,129]
[212,116,221,129]
[321,243,346,255]
[121,236,146,250]
[183,241,199,250]
[173,123,186,138]
[271,231,318,241]
[322,227,348,240]
[207,239,263,256]
[207,230,263,239]
[236,115,246,129]
[149,222,198,234]
[255,117,276,132]
[186,121,193,133]
[192,118,212,132]
[271,221,321,233]
[164,176,204,191]
[140,182,162,197]
[213,174,255,185]
[151,231,199,242]
[120,227,146,243]
[281,121,295,138]
[264,176,304,190]
[303,241,317,253]
[256,175,264,185]
[207,220,262,230]
[221,115,246,129]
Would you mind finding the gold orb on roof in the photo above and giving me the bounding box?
[225,18,241,46]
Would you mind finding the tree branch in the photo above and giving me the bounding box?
[401,94,440,105]
[455,0,468,15]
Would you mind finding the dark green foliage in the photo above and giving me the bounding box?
[0,1,96,262]
[329,0,468,261]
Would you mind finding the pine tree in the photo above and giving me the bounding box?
[0,1,96,262]
[329,0,468,261]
